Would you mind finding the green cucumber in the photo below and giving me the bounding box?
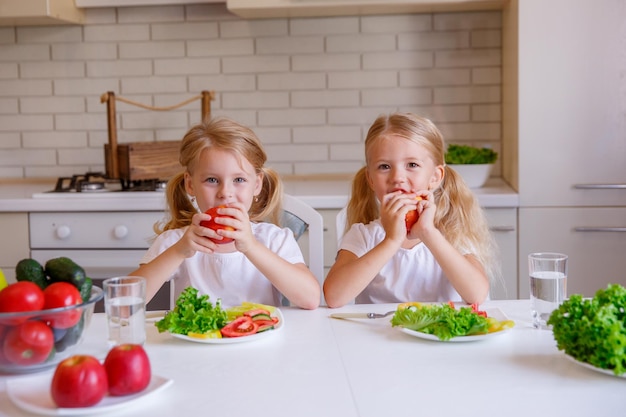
[15,258,49,290]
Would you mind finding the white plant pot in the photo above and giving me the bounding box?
[448,164,494,188]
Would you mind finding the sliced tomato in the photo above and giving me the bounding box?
[220,317,259,338]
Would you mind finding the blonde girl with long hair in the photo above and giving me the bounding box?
[324,113,499,308]
[131,117,320,310]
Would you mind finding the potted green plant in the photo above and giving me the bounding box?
[444,144,498,188]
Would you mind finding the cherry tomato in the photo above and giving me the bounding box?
[201,206,235,244]
[43,282,83,329]
[3,320,54,365]
[220,316,258,338]
[0,281,45,314]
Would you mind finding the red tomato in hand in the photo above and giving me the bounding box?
[51,355,108,408]
[0,281,45,316]
[404,196,422,233]
[200,206,235,244]
[104,344,151,396]
[3,320,54,365]
[43,282,83,329]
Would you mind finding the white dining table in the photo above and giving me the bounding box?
[0,299,623,417]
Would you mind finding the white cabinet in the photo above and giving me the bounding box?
[0,213,30,283]
[484,208,517,300]
[516,0,626,293]
[517,0,626,207]
[519,208,626,298]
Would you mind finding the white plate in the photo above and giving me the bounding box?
[564,354,626,379]
[397,307,513,342]
[169,308,284,344]
[6,374,173,416]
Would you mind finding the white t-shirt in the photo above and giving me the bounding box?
[340,219,462,304]
[140,222,305,306]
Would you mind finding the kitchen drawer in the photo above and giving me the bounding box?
[30,212,165,249]
[0,213,29,283]
[484,208,517,300]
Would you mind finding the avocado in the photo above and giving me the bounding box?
[45,257,87,288]
[15,258,48,290]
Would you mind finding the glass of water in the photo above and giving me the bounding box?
[528,253,568,329]
[103,276,146,346]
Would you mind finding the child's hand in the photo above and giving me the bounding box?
[174,212,220,257]
[210,203,257,253]
[380,191,418,243]
[407,190,437,240]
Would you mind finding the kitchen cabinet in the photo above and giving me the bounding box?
[0,213,29,284]
[517,0,626,208]
[515,0,626,296]
[75,0,224,7]
[519,208,626,298]
[0,0,84,26]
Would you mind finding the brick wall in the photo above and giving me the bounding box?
[0,4,502,179]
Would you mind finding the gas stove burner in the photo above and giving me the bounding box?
[80,181,107,192]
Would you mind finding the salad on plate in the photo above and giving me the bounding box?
[391,301,514,342]
[155,287,281,343]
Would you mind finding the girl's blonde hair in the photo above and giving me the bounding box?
[157,117,283,233]
[346,113,501,288]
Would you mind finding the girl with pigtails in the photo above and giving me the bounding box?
[324,113,500,308]
[130,117,320,310]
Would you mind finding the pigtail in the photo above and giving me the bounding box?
[158,172,196,233]
[345,167,379,234]
[437,166,502,289]
[251,167,283,226]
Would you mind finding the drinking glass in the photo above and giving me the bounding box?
[528,253,568,329]
[103,276,146,346]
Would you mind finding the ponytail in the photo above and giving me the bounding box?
[157,172,197,234]
[345,167,379,233]
[251,167,284,226]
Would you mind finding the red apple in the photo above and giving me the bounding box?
[104,344,151,396]
[200,205,235,244]
[51,355,108,408]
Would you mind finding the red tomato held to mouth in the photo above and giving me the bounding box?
[220,316,259,338]
[404,196,422,233]
[3,320,54,366]
[43,282,83,329]
[51,355,108,408]
[200,206,235,244]
[104,344,152,396]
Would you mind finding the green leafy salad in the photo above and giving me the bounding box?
[391,303,490,341]
[155,287,228,335]
[548,283,626,376]
[444,144,498,165]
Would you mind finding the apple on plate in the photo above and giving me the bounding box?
[200,206,235,244]
[51,355,108,408]
[104,344,151,396]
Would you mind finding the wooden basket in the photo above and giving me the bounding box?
[101,91,214,182]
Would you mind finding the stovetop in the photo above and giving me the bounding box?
[30,172,168,199]
[48,172,167,193]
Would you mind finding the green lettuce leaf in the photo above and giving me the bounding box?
[155,286,228,335]
[391,303,489,341]
[548,284,626,375]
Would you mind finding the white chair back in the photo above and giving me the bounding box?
[282,194,325,306]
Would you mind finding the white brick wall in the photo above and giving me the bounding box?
[0,4,502,179]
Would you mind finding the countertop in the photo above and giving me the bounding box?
[0,300,622,417]
[0,177,518,212]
